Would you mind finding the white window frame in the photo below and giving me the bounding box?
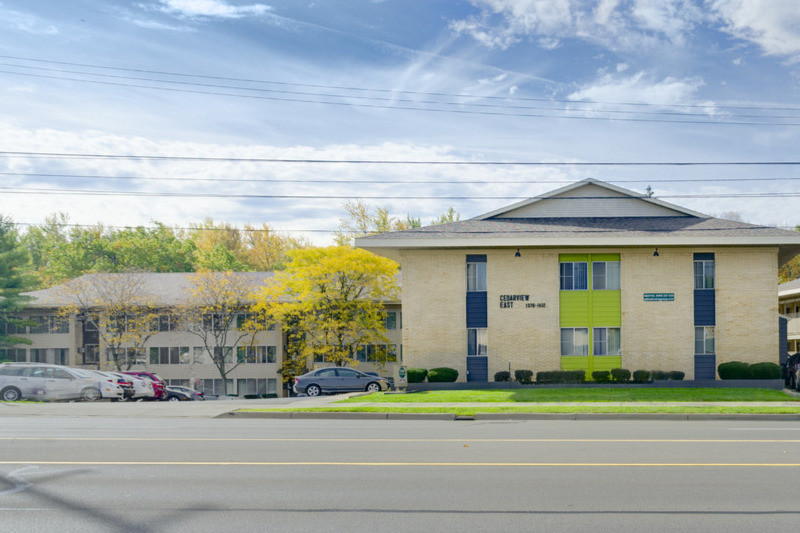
[694,260,715,289]
[466,262,487,292]
[695,326,715,354]
[592,262,620,291]
[561,328,589,356]
[467,328,488,356]
[593,327,621,356]
[560,262,588,291]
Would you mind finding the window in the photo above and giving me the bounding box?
[3,318,27,335]
[203,314,227,331]
[197,379,233,396]
[193,347,207,364]
[467,328,488,356]
[694,260,715,289]
[593,327,621,356]
[467,262,487,291]
[237,378,267,396]
[0,348,26,362]
[695,326,715,354]
[267,378,277,395]
[31,348,69,365]
[168,379,190,387]
[561,328,589,356]
[592,262,620,290]
[157,315,177,332]
[560,262,588,291]
[149,346,190,365]
[236,346,276,364]
[213,346,234,364]
[107,348,146,365]
[385,311,397,330]
[84,344,99,365]
[29,315,69,334]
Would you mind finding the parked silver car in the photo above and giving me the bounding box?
[293,367,390,396]
[0,363,123,402]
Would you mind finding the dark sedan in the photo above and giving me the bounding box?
[293,367,390,396]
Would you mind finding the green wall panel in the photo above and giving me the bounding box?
[559,291,590,326]
[591,356,623,372]
[560,356,589,371]
[591,291,621,326]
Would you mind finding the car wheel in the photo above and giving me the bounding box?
[305,384,322,397]
[1,387,22,402]
[81,387,102,402]
[168,396,180,402]
[366,382,381,393]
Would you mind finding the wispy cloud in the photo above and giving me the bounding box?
[711,0,800,61]
[156,0,271,19]
[0,6,58,35]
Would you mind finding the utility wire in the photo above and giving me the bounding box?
[3,171,800,185]
[3,150,800,165]
[5,61,800,121]
[3,186,800,200]
[4,54,800,113]
[5,69,800,126]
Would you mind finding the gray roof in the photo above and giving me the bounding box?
[779,277,800,295]
[23,272,274,308]
[359,216,797,240]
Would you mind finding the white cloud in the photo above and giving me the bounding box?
[711,0,800,61]
[568,71,705,105]
[157,0,271,19]
[452,0,705,51]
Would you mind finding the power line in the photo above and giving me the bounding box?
[4,170,800,185]
[5,68,800,127]
[3,150,800,165]
[4,186,800,200]
[4,54,800,113]
[5,61,800,122]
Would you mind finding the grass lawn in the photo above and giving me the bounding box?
[241,404,800,415]
[337,388,799,403]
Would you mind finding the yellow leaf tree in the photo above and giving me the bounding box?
[177,270,266,396]
[255,247,399,374]
[58,273,160,370]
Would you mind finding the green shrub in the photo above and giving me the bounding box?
[535,370,585,384]
[749,362,781,379]
[243,394,259,399]
[406,368,428,383]
[535,371,560,384]
[564,370,586,384]
[668,371,685,381]
[427,367,458,382]
[651,370,669,380]
[610,368,631,383]
[494,371,511,382]
[514,369,534,384]
[717,361,752,380]
[592,370,611,383]
[261,393,278,399]
[632,370,651,383]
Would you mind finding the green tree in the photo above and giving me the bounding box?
[240,223,310,271]
[431,206,460,225]
[0,216,36,351]
[334,200,459,245]
[255,246,399,368]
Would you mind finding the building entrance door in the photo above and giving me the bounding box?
[466,356,488,382]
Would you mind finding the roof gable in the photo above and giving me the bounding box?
[474,179,706,220]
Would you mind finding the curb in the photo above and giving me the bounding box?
[221,410,800,421]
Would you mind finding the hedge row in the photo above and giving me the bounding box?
[717,361,780,380]
[406,367,459,383]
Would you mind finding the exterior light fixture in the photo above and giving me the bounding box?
[653,248,660,257]
[515,248,521,258]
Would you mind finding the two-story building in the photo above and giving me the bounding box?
[357,179,800,381]
[780,278,800,355]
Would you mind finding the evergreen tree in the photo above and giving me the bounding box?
[0,216,36,351]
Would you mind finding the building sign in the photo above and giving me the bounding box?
[499,294,546,309]
[643,293,674,302]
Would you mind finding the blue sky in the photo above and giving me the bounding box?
[2,0,800,242]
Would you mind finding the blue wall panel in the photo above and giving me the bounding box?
[780,316,788,365]
[694,290,716,326]
[466,291,488,328]
[466,356,489,382]
[694,354,716,380]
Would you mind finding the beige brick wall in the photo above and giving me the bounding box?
[400,246,780,381]
[716,247,778,365]
[621,248,695,377]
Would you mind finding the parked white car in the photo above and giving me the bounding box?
[112,372,155,400]
[74,369,129,400]
[0,363,123,402]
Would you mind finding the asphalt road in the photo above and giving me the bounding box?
[1,416,799,532]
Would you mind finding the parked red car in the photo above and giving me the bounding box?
[121,371,167,400]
